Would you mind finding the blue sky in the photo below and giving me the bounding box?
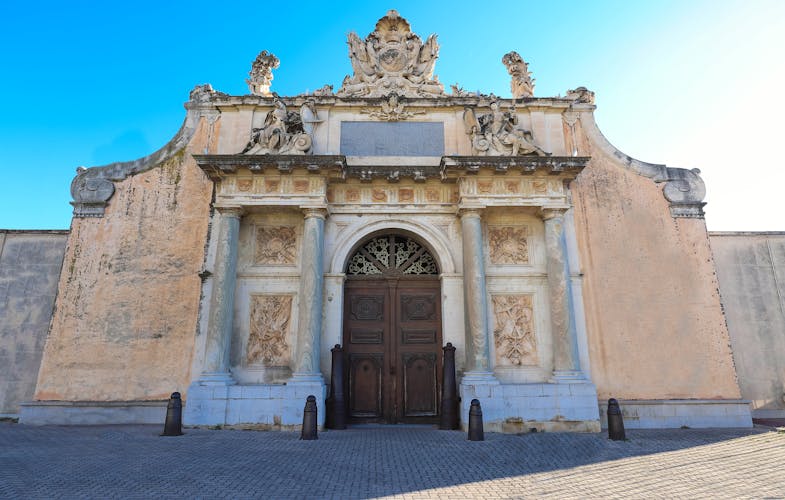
[2,0,783,230]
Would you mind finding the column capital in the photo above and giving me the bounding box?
[301,206,329,220]
[539,207,568,221]
[457,206,485,219]
[215,205,245,218]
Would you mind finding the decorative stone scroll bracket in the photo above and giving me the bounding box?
[577,110,707,218]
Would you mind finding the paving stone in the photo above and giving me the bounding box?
[0,423,783,498]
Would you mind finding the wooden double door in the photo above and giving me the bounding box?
[343,278,442,424]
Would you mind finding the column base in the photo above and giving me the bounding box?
[550,370,587,383]
[194,372,237,386]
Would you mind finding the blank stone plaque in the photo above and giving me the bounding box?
[340,122,445,156]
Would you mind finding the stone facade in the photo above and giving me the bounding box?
[15,11,753,430]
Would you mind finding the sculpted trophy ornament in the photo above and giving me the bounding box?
[247,50,280,96]
[337,10,445,98]
[502,51,534,99]
[463,97,549,156]
[241,98,314,154]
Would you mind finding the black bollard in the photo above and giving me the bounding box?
[326,344,347,430]
[439,343,459,430]
[300,395,318,440]
[607,398,626,441]
[467,399,484,441]
[161,392,183,436]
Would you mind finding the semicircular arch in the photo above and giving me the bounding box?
[329,219,457,275]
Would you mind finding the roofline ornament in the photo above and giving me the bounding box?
[336,10,445,98]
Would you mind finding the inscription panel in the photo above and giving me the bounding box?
[340,122,445,156]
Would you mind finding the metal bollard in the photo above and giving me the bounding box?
[161,392,183,436]
[607,398,626,441]
[439,343,459,430]
[326,344,346,430]
[300,395,318,440]
[467,399,484,441]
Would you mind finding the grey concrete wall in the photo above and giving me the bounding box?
[710,232,785,418]
[0,230,68,416]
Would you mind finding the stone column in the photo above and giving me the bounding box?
[291,207,327,382]
[541,208,583,380]
[459,208,494,380]
[199,205,243,384]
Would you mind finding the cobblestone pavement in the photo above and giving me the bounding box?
[1,423,783,499]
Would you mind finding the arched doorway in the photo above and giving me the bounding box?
[343,233,442,424]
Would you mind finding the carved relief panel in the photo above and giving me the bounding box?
[491,294,538,367]
[254,226,298,265]
[247,295,293,366]
[488,226,529,265]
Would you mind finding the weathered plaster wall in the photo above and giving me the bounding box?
[571,116,741,401]
[710,232,785,416]
[0,231,68,414]
[33,120,214,402]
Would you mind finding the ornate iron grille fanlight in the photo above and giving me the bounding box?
[346,235,439,276]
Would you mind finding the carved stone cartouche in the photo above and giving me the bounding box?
[337,10,445,98]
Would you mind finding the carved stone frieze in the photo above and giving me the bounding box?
[254,226,298,265]
[241,99,314,155]
[246,50,280,96]
[337,10,445,98]
[247,295,292,366]
[360,93,425,121]
[463,98,549,156]
[492,294,537,366]
[502,51,534,98]
[488,226,529,265]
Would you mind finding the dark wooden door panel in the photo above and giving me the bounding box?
[348,354,383,418]
[402,353,438,417]
[344,276,442,424]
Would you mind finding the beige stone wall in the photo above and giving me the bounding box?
[34,127,213,402]
[571,119,741,400]
[710,233,785,415]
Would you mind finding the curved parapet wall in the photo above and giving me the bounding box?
[577,109,706,218]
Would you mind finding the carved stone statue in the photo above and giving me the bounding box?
[241,99,313,154]
[463,97,548,156]
[337,10,445,98]
[361,92,425,121]
[247,50,280,96]
[502,51,534,98]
